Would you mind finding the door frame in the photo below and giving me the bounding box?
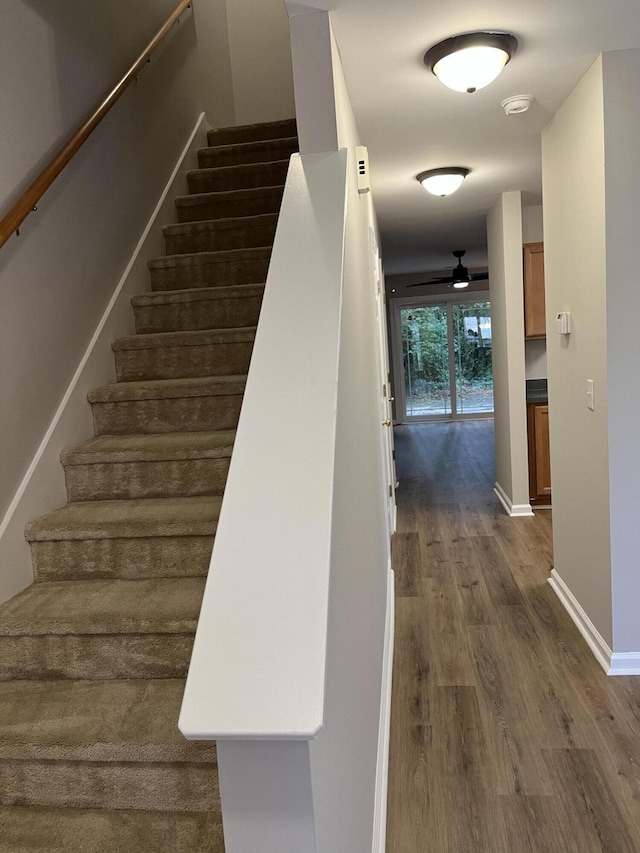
[370,229,397,536]
[390,290,493,424]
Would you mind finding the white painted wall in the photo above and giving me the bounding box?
[524,339,548,380]
[308,21,391,853]
[0,0,208,600]
[522,205,544,244]
[601,48,640,653]
[541,57,613,647]
[224,0,295,125]
[193,0,236,128]
[487,192,532,516]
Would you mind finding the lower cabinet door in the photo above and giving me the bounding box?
[528,403,552,504]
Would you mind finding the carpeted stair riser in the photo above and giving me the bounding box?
[92,395,242,435]
[175,185,285,224]
[198,137,298,169]
[0,760,218,813]
[90,377,246,435]
[0,576,204,680]
[187,160,289,194]
[149,247,271,292]
[0,633,194,681]
[26,496,220,581]
[31,535,213,582]
[207,118,296,146]
[62,432,233,502]
[64,457,230,502]
[133,285,264,334]
[0,678,216,763]
[0,807,225,853]
[163,214,277,255]
[113,328,255,382]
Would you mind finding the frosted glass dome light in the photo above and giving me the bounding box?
[424,32,518,94]
[417,168,470,197]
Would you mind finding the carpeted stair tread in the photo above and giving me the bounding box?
[89,373,247,404]
[148,246,271,291]
[163,212,278,239]
[90,377,246,436]
[25,496,221,542]
[197,137,298,168]
[148,246,270,273]
[132,284,264,334]
[62,431,235,466]
[175,185,285,223]
[113,327,255,382]
[0,679,215,763]
[187,160,289,193]
[133,282,264,308]
[61,433,234,502]
[163,213,277,254]
[113,326,256,353]
[0,577,205,636]
[0,806,224,853]
[207,117,296,145]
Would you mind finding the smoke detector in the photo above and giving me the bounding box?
[501,94,533,115]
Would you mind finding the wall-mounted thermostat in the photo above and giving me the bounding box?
[555,311,571,334]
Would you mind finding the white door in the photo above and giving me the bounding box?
[370,229,397,536]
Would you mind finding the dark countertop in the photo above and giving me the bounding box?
[526,379,548,404]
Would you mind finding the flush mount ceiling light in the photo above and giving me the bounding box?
[417,167,470,197]
[424,32,518,94]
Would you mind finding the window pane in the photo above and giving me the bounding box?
[452,302,494,414]
[400,306,451,417]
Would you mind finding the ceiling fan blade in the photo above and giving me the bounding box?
[406,276,454,287]
[468,272,489,281]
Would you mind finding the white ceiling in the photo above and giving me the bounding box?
[328,0,640,275]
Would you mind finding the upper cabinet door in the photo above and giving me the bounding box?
[523,242,546,338]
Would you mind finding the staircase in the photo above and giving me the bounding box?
[0,118,297,852]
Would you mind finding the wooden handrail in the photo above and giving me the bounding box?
[0,0,192,250]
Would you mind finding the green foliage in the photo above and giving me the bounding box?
[401,302,493,401]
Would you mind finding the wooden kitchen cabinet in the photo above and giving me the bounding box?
[527,403,551,506]
[523,242,546,338]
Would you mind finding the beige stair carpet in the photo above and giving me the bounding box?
[0,117,297,851]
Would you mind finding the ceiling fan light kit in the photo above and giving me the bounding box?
[406,251,489,289]
[424,32,518,94]
[417,167,470,197]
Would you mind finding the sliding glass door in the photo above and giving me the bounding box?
[394,296,493,422]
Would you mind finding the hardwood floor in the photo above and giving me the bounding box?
[386,420,640,853]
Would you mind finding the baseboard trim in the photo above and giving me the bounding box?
[548,570,611,674]
[372,563,395,853]
[548,569,640,676]
[494,481,534,517]
[0,112,208,605]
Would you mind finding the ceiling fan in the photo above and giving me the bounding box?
[406,250,489,288]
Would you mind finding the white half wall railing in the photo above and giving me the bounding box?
[180,145,394,852]
[180,150,348,742]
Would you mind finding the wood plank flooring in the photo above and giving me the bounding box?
[386,420,640,853]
